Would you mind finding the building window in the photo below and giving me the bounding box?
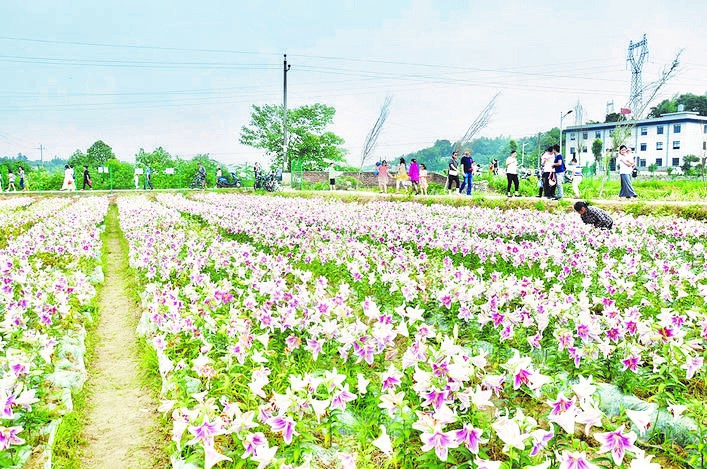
[704,124,707,133]
[595,131,600,138]
[640,127,647,135]
[674,124,681,133]
[704,141,707,151]
[582,146,588,153]
[639,159,646,167]
[673,141,680,149]
[570,133,575,140]
[640,143,647,151]
[656,142,663,150]
[569,147,576,155]
[657,126,664,134]
[672,158,680,167]
[655,158,663,167]
[582,132,588,140]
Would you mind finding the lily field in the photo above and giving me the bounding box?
[1,193,706,468]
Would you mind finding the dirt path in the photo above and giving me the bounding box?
[81,203,159,468]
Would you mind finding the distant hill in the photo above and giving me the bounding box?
[370,137,512,172]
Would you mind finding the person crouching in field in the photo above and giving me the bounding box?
[574,201,613,230]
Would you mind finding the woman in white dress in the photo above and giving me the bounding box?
[61,164,75,191]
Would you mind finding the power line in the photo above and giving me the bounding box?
[0,35,279,57]
[0,54,280,70]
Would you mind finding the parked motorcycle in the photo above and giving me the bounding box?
[216,171,242,188]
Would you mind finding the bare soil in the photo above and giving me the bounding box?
[81,206,160,468]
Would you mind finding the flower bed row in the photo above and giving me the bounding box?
[167,193,706,396]
[0,196,108,467]
[0,197,73,249]
[120,193,706,468]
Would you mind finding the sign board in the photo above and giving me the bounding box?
[165,168,175,175]
[134,168,144,175]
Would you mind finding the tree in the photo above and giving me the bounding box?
[240,103,347,171]
[135,147,173,172]
[67,149,87,168]
[86,140,117,166]
[508,140,518,153]
[648,92,707,118]
[592,138,603,168]
[648,163,658,177]
[647,99,677,118]
[681,154,699,176]
[454,92,500,152]
[604,112,624,123]
[359,96,392,172]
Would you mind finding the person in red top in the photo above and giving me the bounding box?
[408,158,420,195]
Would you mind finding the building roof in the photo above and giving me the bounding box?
[565,111,707,131]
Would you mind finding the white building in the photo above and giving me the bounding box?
[563,110,707,170]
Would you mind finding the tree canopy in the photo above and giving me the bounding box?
[68,140,118,168]
[648,93,707,118]
[239,103,347,171]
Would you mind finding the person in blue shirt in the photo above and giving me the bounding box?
[144,167,154,190]
[458,150,474,195]
[552,144,566,200]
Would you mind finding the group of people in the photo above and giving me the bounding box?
[1,167,25,192]
[373,158,429,195]
[61,165,93,191]
[538,144,583,200]
[447,150,483,195]
[133,167,154,190]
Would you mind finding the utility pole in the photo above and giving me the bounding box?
[560,110,573,158]
[283,54,291,173]
[35,144,44,191]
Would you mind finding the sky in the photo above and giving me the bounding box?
[1,0,706,167]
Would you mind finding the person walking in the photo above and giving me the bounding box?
[419,164,429,195]
[458,150,474,195]
[134,171,140,189]
[570,157,583,198]
[408,158,420,195]
[18,167,26,191]
[617,145,637,198]
[215,167,222,189]
[541,147,556,199]
[505,150,520,197]
[82,165,93,190]
[254,162,262,189]
[7,170,16,192]
[328,162,340,190]
[552,144,566,200]
[377,160,390,193]
[61,164,74,191]
[394,158,408,192]
[144,167,154,190]
[197,162,207,189]
[574,201,613,229]
[447,151,460,195]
